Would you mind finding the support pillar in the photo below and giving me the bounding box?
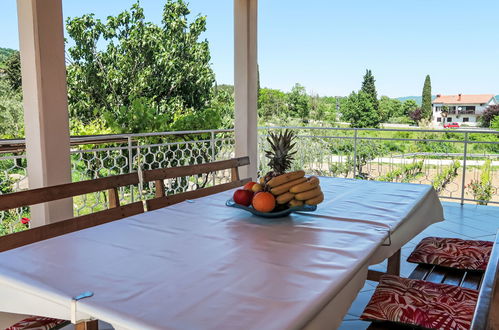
[234,0,258,180]
[17,0,73,226]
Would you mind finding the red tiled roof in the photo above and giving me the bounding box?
[433,94,495,104]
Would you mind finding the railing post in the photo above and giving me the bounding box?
[460,132,468,205]
[211,131,216,186]
[128,136,134,202]
[353,129,358,179]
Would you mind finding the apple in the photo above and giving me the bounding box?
[243,181,257,191]
[233,189,254,206]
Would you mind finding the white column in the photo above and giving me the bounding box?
[234,0,258,180]
[17,0,73,226]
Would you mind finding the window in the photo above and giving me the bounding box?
[437,117,442,122]
[463,117,469,122]
[447,117,452,122]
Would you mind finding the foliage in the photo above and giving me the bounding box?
[466,160,493,205]
[287,83,310,122]
[361,69,379,112]
[341,91,381,128]
[378,161,424,183]
[409,107,423,125]
[402,99,418,116]
[0,171,29,236]
[432,161,460,192]
[379,96,402,122]
[258,88,288,122]
[66,0,216,133]
[4,51,21,91]
[421,75,432,120]
[0,47,16,70]
[479,105,499,127]
[491,116,499,129]
[0,77,24,138]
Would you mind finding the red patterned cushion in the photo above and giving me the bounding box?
[6,316,67,330]
[361,275,478,330]
[407,237,493,271]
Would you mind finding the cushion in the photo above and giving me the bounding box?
[361,275,478,330]
[407,237,493,271]
[6,317,67,330]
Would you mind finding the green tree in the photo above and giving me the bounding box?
[0,77,24,138]
[258,88,287,122]
[379,96,403,122]
[421,75,432,120]
[288,83,310,122]
[491,116,499,129]
[341,91,381,128]
[402,99,418,116]
[65,0,217,133]
[361,69,379,113]
[5,51,21,91]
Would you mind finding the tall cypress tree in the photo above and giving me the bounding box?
[422,75,432,120]
[361,69,379,112]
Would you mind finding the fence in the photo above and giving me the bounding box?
[1,127,498,234]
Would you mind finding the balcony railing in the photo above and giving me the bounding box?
[1,127,498,234]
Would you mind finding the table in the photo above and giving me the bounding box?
[0,178,443,330]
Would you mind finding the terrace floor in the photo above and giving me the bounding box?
[339,201,499,329]
[58,201,498,330]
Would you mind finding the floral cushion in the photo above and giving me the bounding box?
[407,237,493,271]
[361,275,478,330]
[6,317,68,330]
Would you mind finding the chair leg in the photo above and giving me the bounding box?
[75,320,98,330]
[387,249,401,276]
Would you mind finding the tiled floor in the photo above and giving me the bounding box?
[339,201,498,330]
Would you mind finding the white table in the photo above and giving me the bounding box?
[0,178,443,330]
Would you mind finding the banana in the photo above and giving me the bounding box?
[288,199,304,207]
[305,192,324,205]
[276,192,295,204]
[295,187,322,201]
[270,177,307,195]
[259,177,265,184]
[289,176,320,193]
[267,170,306,188]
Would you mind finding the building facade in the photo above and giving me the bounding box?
[432,94,497,127]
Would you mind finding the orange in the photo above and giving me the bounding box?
[252,192,276,213]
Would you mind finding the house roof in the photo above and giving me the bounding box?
[433,94,495,104]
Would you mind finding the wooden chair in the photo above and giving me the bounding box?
[0,172,144,253]
[365,232,499,329]
[144,156,251,211]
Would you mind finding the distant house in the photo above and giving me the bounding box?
[432,94,497,127]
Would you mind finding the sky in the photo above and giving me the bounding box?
[1,0,498,98]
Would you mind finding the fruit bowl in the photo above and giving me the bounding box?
[226,198,317,218]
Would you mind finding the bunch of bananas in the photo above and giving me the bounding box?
[265,170,324,207]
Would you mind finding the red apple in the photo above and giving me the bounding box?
[233,189,254,206]
[243,181,257,191]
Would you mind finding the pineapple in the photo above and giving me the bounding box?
[263,129,297,185]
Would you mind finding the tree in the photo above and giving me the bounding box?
[361,69,379,113]
[341,91,381,128]
[5,51,21,91]
[409,107,423,125]
[288,83,310,122]
[258,88,287,122]
[421,75,432,120]
[479,105,499,127]
[65,1,217,133]
[402,99,418,116]
[379,96,403,122]
[0,78,24,138]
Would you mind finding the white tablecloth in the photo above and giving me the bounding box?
[0,178,443,330]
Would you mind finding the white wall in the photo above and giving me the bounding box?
[431,98,496,127]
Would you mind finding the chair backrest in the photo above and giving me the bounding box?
[471,230,499,330]
[143,156,251,211]
[0,173,144,252]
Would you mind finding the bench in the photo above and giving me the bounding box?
[0,157,251,330]
[143,156,251,211]
[366,232,499,329]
